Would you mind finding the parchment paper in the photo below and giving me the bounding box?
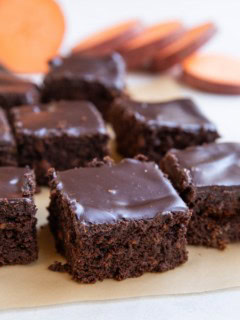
[1,77,240,310]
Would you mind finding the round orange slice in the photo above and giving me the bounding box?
[72,19,143,56]
[150,22,216,72]
[0,0,65,73]
[119,21,184,69]
[182,53,240,94]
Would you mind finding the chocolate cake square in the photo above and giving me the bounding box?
[0,167,37,265]
[0,107,17,166]
[11,100,109,185]
[42,53,126,119]
[161,143,240,249]
[48,158,191,283]
[0,65,39,114]
[109,97,219,161]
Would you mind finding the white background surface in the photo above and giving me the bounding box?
[1,0,240,319]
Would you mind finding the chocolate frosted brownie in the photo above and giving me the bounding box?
[42,53,126,119]
[11,100,109,185]
[48,158,191,283]
[0,65,39,114]
[161,143,240,249]
[0,167,38,265]
[0,107,17,166]
[110,97,219,161]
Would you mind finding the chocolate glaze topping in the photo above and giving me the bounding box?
[13,100,107,137]
[53,159,188,224]
[0,167,28,199]
[170,143,240,187]
[115,97,218,132]
[0,69,39,105]
[0,108,15,144]
[45,52,126,91]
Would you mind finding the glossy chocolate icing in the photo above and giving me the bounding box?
[13,100,107,137]
[53,159,188,224]
[0,108,15,144]
[170,143,240,187]
[116,97,217,132]
[45,52,126,91]
[0,167,28,198]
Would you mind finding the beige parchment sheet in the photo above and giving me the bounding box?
[1,75,240,310]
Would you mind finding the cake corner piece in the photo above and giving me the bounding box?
[0,65,39,114]
[0,107,17,166]
[0,166,38,266]
[161,142,240,249]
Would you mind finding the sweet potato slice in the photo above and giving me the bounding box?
[119,21,184,69]
[150,22,216,72]
[0,0,65,73]
[72,19,143,55]
[182,54,240,94]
